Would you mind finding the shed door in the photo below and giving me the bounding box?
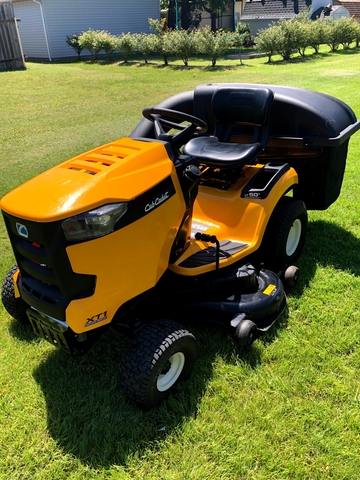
[13,0,48,59]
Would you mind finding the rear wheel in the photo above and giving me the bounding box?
[264,197,308,269]
[1,265,29,324]
[119,319,197,408]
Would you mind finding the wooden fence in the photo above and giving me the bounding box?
[0,1,26,71]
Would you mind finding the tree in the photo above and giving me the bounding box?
[202,0,233,32]
[233,22,251,65]
[166,1,232,31]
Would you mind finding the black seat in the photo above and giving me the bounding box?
[183,87,274,169]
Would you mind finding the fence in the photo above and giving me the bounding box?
[0,1,26,71]
[167,1,235,32]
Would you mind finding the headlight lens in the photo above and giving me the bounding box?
[62,203,128,241]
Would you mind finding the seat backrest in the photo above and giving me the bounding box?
[211,87,274,145]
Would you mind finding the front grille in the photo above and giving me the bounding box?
[2,211,96,321]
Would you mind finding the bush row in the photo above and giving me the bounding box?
[66,16,360,66]
[66,19,250,66]
[255,15,360,62]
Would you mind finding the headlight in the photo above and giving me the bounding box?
[62,203,128,242]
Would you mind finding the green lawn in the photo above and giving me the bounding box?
[1,51,360,479]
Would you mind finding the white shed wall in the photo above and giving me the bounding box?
[13,0,159,59]
[245,19,276,37]
[331,6,351,19]
[13,0,49,58]
[42,0,159,59]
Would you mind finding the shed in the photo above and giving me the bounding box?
[12,0,160,61]
[241,0,312,36]
[335,0,360,22]
[330,4,351,17]
[310,3,351,18]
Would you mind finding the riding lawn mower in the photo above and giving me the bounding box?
[1,83,359,408]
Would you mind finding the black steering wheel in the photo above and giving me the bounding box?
[142,107,208,148]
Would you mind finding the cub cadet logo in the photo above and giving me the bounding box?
[85,311,107,327]
[16,222,28,238]
[145,191,170,213]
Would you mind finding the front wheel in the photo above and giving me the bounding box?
[1,265,29,324]
[119,319,197,408]
[263,197,308,269]
[234,319,257,347]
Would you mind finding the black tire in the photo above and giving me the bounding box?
[264,196,308,269]
[283,265,300,289]
[119,319,197,408]
[1,265,29,324]
[234,319,257,347]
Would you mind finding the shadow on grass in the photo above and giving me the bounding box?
[267,47,360,65]
[8,318,41,344]
[11,220,358,467]
[288,219,360,299]
[30,319,272,468]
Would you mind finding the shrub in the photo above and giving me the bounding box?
[148,17,166,36]
[78,29,114,61]
[157,31,174,66]
[66,33,84,59]
[236,22,252,47]
[117,33,135,62]
[308,18,330,53]
[276,18,302,61]
[290,16,311,57]
[170,29,198,66]
[255,24,280,63]
[354,21,360,47]
[134,33,159,63]
[326,17,358,51]
[336,17,358,49]
[196,26,234,66]
[148,18,173,66]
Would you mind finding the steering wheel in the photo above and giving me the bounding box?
[142,107,208,148]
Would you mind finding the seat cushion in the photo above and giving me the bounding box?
[183,136,263,169]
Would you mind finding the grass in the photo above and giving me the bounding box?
[1,50,360,479]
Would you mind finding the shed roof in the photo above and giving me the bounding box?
[241,0,312,20]
[335,0,360,15]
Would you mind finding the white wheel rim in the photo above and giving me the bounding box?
[286,219,302,256]
[157,352,185,392]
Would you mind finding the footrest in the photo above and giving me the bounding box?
[179,240,248,268]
